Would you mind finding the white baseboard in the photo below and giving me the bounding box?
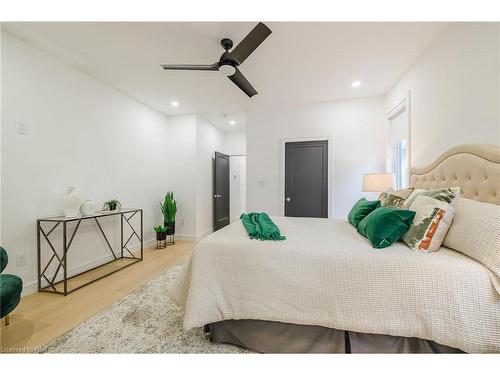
[22,239,155,296]
[21,281,38,296]
[173,234,197,241]
[175,229,213,242]
[196,229,213,241]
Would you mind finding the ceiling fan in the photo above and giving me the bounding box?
[161,22,272,98]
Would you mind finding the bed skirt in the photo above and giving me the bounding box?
[207,320,464,353]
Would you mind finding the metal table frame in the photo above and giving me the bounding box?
[37,209,143,296]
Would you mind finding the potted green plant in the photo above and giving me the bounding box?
[160,192,177,235]
[154,225,168,241]
[103,199,122,211]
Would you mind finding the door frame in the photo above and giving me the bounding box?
[386,90,412,187]
[279,137,334,218]
[228,154,246,223]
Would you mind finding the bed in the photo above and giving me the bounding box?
[168,144,500,353]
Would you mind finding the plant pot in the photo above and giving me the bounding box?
[165,222,175,235]
[156,231,167,241]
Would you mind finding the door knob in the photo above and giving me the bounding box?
[286,197,291,202]
[214,194,222,198]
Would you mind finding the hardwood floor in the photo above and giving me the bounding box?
[0,241,195,353]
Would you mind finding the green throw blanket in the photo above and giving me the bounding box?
[240,212,286,241]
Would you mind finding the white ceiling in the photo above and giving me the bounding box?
[3,22,446,131]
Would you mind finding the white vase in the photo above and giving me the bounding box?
[64,187,82,217]
[80,199,97,215]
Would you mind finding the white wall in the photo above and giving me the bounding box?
[223,131,246,155]
[1,32,170,294]
[246,98,386,219]
[386,23,500,168]
[165,114,197,237]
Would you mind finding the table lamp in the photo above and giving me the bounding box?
[362,173,395,193]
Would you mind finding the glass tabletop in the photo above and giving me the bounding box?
[38,208,142,222]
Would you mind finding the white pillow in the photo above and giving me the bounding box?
[443,197,500,279]
[402,187,460,252]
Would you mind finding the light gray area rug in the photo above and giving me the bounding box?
[40,263,250,353]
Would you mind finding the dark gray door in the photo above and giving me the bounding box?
[214,151,230,230]
[285,141,328,218]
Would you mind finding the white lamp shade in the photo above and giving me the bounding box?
[362,173,395,192]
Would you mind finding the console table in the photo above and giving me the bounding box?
[37,209,143,296]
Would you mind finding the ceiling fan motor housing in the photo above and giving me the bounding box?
[221,38,233,51]
[219,51,239,67]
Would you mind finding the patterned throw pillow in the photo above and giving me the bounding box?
[378,188,414,209]
[401,187,460,252]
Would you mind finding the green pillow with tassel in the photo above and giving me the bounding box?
[357,207,416,249]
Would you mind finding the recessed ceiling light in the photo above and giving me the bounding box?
[351,81,361,88]
[170,101,179,107]
[229,120,236,125]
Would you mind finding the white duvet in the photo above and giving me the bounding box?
[168,217,500,353]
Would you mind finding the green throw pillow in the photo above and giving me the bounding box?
[357,207,416,249]
[348,198,381,228]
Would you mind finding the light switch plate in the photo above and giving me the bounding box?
[16,252,28,267]
[257,180,266,188]
[16,121,29,135]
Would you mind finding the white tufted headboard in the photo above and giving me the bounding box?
[409,144,500,205]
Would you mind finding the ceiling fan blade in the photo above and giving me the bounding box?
[161,63,219,71]
[228,68,258,97]
[230,22,272,65]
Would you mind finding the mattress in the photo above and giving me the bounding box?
[168,216,500,353]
